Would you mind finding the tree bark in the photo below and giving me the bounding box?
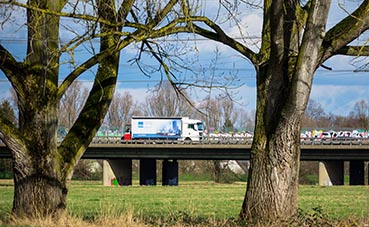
[239,1,331,223]
[13,174,67,218]
[240,109,301,222]
[9,0,65,218]
[239,62,302,222]
[9,0,121,218]
[12,99,65,218]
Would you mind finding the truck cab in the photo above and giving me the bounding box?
[180,117,203,142]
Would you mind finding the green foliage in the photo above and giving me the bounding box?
[299,161,319,185]
[295,206,334,227]
[0,160,12,179]
[300,174,318,185]
[222,118,235,133]
[0,100,16,124]
[215,168,247,184]
[72,160,102,181]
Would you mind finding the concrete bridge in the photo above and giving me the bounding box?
[1,142,369,186]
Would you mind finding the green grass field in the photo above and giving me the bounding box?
[0,180,368,226]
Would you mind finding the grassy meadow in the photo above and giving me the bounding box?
[0,180,368,226]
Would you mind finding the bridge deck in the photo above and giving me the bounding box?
[1,144,369,160]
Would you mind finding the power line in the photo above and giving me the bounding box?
[0,70,367,84]
[0,36,261,44]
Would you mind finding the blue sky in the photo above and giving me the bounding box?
[1,1,369,116]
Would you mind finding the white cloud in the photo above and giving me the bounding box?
[227,14,262,49]
[310,84,369,116]
[113,82,258,113]
[323,55,364,71]
[114,86,151,104]
[185,12,263,55]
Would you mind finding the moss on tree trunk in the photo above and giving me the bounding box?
[13,174,67,218]
[240,117,301,222]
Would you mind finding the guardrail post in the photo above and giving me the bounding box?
[349,160,365,185]
[319,161,344,186]
[140,159,157,186]
[104,159,132,186]
[162,159,178,186]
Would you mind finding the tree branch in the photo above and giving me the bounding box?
[292,0,331,111]
[0,44,22,85]
[185,17,258,65]
[149,0,178,27]
[177,0,258,64]
[0,114,27,163]
[335,45,369,56]
[0,44,26,98]
[144,39,205,115]
[57,36,133,99]
[0,1,123,27]
[117,0,135,24]
[320,1,369,62]
[58,0,181,98]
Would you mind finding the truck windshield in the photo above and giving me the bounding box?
[197,122,203,131]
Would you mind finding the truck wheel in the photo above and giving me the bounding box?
[184,138,192,144]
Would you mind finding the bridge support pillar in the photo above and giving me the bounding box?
[140,159,156,186]
[349,160,365,185]
[162,159,178,186]
[103,159,132,186]
[103,160,114,186]
[319,161,344,186]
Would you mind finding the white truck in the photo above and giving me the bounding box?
[123,116,204,142]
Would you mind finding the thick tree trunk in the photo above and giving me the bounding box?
[240,118,301,222]
[12,174,67,218]
[12,96,68,218]
[239,1,330,222]
[240,64,305,223]
[6,0,69,218]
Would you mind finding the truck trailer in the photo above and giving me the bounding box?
[123,116,203,142]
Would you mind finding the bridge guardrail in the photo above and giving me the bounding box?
[2,136,368,146]
[300,137,369,146]
[89,136,369,145]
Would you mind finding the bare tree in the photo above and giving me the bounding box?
[198,97,222,132]
[198,95,243,133]
[302,99,327,129]
[306,99,326,122]
[197,95,240,183]
[352,99,369,130]
[176,0,369,223]
[233,108,254,132]
[59,81,88,129]
[143,81,193,117]
[219,95,236,132]
[0,0,203,219]
[107,91,140,131]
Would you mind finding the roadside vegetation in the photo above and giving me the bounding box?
[0,180,368,227]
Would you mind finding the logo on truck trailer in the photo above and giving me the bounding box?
[123,117,203,142]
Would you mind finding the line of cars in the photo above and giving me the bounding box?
[300,129,369,145]
[90,129,369,145]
